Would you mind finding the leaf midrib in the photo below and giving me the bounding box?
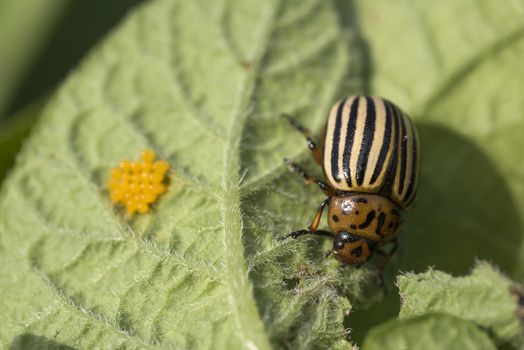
[217,2,280,349]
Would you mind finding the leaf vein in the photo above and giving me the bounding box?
[422,25,524,114]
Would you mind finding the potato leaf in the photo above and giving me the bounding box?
[0,0,372,348]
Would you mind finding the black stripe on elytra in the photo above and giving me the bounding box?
[375,212,386,236]
[343,97,360,187]
[358,210,376,229]
[330,100,345,182]
[405,180,418,207]
[356,96,377,186]
[406,193,417,208]
[379,101,399,196]
[404,119,419,205]
[370,99,392,184]
[398,109,408,195]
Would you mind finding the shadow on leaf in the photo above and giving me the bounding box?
[10,334,76,350]
[400,122,522,277]
[348,122,523,345]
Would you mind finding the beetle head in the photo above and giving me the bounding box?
[330,231,373,265]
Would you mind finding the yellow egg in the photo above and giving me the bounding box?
[153,184,167,195]
[137,202,149,214]
[109,150,170,214]
[144,193,157,204]
[119,160,131,171]
[153,160,169,173]
[141,149,155,163]
[110,190,123,202]
[110,168,121,178]
[126,200,138,214]
[151,173,164,184]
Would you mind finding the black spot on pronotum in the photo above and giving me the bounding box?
[358,210,376,229]
[354,197,368,203]
[350,246,363,257]
[355,210,360,215]
[350,224,357,230]
[375,212,386,235]
[332,215,339,222]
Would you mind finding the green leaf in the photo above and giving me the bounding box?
[0,0,374,348]
[354,0,524,278]
[362,313,497,350]
[398,262,523,345]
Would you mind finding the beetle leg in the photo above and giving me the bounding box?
[375,238,398,270]
[283,229,333,240]
[373,238,399,291]
[284,159,335,196]
[282,198,332,240]
[282,113,323,165]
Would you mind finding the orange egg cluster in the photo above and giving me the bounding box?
[108,150,170,214]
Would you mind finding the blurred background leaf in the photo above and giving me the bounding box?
[0,0,143,186]
[363,261,524,349]
[0,0,68,119]
[0,99,45,183]
[362,313,497,350]
[396,263,522,346]
[1,0,144,120]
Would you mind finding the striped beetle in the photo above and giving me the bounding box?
[284,95,420,266]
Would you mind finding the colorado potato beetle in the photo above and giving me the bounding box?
[284,95,420,266]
